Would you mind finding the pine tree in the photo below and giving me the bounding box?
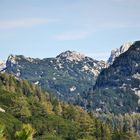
[0,123,6,140]
[15,124,35,140]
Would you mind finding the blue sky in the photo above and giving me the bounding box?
[0,0,140,61]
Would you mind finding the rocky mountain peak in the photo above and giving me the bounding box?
[107,42,132,66]
[0,60,6,72]
[56,50,86,61]
[0,60,5,65]
[7,54,18,62]
[6,54,22,67]
[7,54,39,64]
[120,42,132,53]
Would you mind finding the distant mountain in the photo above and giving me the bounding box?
[0,60,6,72]
[88,41,140,114]
[107,42,132,66]
[3,41,140,114]
[5,51,106,104]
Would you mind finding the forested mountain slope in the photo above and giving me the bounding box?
[0,73,113,140]
[86,41,140,114]
[1,73,140,139]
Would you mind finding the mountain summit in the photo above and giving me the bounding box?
[0,60,6,72]
[107,42,132,65]
[56,50,86,61]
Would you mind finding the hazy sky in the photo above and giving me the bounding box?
[0,0,140,61]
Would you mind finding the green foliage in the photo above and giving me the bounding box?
[0,112,22,140]
[15,124,34,140]
[0,123,6,140]
[0,73,140,140]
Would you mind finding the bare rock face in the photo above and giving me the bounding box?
[107,42,132,66]
[56,51,86,61]
[0,107,5,113]
[0,60,6,72]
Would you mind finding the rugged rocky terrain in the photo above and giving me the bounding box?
[107,42,132,66]
[0,60,6,72]
[1,41,140,114]
[88,41,140,114]
[5,51,106,104]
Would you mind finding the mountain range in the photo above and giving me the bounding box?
[1,41,140,114]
